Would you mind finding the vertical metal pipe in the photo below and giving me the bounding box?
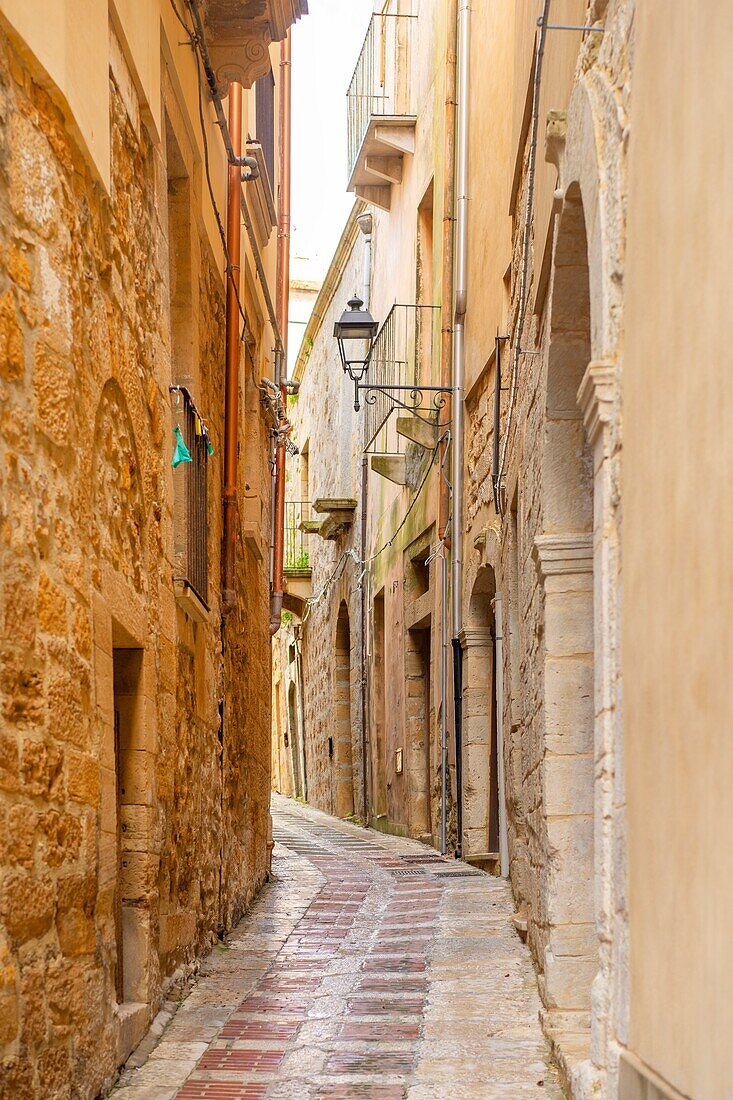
[439,0,457,540]
[440,550,448,854]
[494,593,509,876]
[222,81,243,615]
[271,32,293,635]
[451,0,470,857]
[357,212,373,826]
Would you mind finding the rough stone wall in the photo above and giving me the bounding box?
[280,229,365,821]
[462,2,631,1096]
[0,29,271,1100]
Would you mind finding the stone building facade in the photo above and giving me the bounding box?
[273,204,368,821]
[0,1,304,1096]
[273,1,733,1099]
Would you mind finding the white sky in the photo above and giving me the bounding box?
[290,0,374,285]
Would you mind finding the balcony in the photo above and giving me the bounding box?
[283,501,312,615]
[347,11,416,210]
[364,303,443,485]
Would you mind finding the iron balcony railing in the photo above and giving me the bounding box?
[284,501,312,572]
[347,10,416,182]
[364,303,442,455]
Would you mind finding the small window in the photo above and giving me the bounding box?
[255,70,275,191]
[172,387,209,607]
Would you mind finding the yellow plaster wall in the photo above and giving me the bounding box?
[0,0,110,186]
[624,2,733,1096]
[111,0,161,140]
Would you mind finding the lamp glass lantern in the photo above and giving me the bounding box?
[333,296,378,385]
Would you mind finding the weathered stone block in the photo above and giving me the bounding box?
[21,738,64,798]
[33,341,73,447]
[67,750,100,807]
[0,288,24,381]
[0,872,55,943]
[546,816,594,925]
[544,754,593,816]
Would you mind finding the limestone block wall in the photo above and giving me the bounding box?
[0,28,271,1099]
[461,2,630,1095]
[279,225,366,821]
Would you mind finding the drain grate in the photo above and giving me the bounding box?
[430,870,483,878]
[390,868,426,878]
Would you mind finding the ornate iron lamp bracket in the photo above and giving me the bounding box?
[354,382,452,423]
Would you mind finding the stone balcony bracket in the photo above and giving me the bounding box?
[204,0,307,92]
[351,121,416,211]
[312,498,357,541]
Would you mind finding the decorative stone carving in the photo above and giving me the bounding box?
[205,0,307,92]
[533,534,593,579]
[578,358,617,447]
[92,382,146,592]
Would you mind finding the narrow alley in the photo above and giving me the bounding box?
[112,797,561,1100]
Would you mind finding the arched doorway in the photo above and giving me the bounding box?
[535,183,597,1017]
[462,566,500,865]
[287,681,302,798]
[334,603,355,818]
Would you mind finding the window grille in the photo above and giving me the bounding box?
[172,387,209,607]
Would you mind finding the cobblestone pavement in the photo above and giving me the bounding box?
[112,795,563,1099]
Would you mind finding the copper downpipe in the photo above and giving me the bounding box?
[439,0,457,542]
[270,31,292,636]
[222,81,243,615]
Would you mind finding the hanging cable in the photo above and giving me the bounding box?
[495,0,551,514]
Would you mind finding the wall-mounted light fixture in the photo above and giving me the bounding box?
[333,296,379,410]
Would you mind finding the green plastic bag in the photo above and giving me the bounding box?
[171,425,192,468]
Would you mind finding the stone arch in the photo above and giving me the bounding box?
[461,565,500,864]
[287,680,302,798]
[548,68,626,1095]
[333,602,355,818]
[91,379,147,594]
[535,183,597,1022]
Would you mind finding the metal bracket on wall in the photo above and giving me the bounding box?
[354,382,452,418]
[539,19,605,33]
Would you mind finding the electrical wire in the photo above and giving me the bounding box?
[302,434,447,621]
[495,0,551,513]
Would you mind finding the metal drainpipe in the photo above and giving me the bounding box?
[270,31,293,636]
[451,0,470,859]
[494,592,509,876]
[222,81,243,616]
[440,550,448,854]
[439,0,457,541]
[357,211,373,826]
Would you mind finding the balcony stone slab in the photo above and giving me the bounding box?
[312,498,357,541]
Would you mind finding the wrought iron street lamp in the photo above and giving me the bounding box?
[333,296,378,409]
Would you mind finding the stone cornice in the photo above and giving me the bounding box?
[578,359,617,446]
[204,0,307,91]
[533,534,593,579]
[459,628,494,649]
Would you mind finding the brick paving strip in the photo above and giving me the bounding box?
[111,795,564,1099]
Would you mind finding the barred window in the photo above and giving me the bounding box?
[171,386,209,608]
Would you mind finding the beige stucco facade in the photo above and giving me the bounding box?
[272,1,733,1098]
[0,1,304,1095]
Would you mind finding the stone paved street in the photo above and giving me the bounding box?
[112,796,563,1099]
